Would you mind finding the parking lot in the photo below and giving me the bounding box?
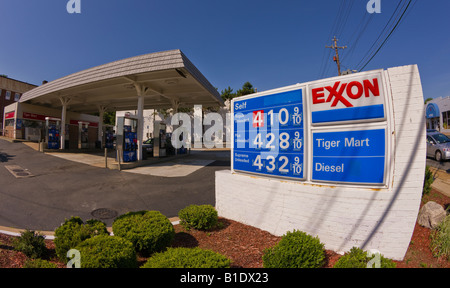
[426,157,450,172]
[0,139,230,232]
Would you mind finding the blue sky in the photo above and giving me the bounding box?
[1,0,449,100]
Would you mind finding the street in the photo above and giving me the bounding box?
[426,157,450,172]
[0,139,230,232]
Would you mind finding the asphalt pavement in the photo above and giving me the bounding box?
[0,139,230,232]
[426,157,450,173]
[1,137,447,235]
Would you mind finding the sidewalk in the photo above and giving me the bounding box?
[18,140,192,170]
[428,166,450,198]
[0,217,181,240]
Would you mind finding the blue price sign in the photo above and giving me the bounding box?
[233,89,305,180]
[312,129,386,184]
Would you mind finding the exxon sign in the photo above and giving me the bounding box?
[309,71,387,124]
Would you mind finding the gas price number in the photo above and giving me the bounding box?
[233,89,305,180]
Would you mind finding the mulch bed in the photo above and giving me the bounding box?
[394,189,450,268]
[0,189,448,268]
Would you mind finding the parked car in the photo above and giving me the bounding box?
[427,132,450,161]
[143,138,153,156]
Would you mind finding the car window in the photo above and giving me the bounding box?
[432,133,450,144]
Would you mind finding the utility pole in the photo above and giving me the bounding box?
[326,36,347,76]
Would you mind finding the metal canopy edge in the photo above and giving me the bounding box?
[20,49,223,114]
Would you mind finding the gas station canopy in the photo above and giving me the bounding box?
[20,49,223,113]
[19,49,224,159]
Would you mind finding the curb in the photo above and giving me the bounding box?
[431,179,450,198]
[0,217,181,240]
[428,166,450,198]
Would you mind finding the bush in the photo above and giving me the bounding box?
[112,211,174,256]
[262,230,325,268]
[141,247,231,268]
[13,230,47,259]
[54,217,109,262]
[75,235,137,268]
[423,165,434,196]
[23,259,58,268]
[333,247,396,268]
[178,205,218,230]
[430,215,450,259]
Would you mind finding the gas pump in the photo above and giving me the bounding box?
[116,116,138,162]
[103,125,115,149]
[78,121,89,149]
[153,121,167,157]
[123,125,137,162]
[45,117,61,149]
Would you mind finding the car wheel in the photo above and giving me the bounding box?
[435,150,443,162]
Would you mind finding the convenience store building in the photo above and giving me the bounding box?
[425,96,450,134]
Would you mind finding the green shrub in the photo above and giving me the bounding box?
[22,259,58,268]
[112,211,174,256]
[430,215,450,259]
[178,205,218,230]
[333,247,396,268]
[75,235,137,268]
[13,230,47,259]
[141,247,231,268]
[262,230,325,268]
[423,165,434,196]
[54,217,109,262]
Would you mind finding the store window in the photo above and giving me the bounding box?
[443,111,449,130]
[23,120,42,129]
[5,119,15,127]
[14,93,21,101]
[5,91,11,100]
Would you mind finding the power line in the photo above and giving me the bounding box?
[358,0,414,71]
[340,12,375,66]
[334,0,354,37]
[318,0,348,79]
[355,0,405,70]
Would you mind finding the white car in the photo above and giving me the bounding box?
[427,132,450,161]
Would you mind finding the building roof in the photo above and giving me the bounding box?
[0,76,37,94]
[20,50,223,114]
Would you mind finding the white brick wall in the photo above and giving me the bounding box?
[215,65,426,261]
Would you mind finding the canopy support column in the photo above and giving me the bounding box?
[134,84,146,161]
[97,105,107,147]
[170,98,180,155]
[59,96,71,150]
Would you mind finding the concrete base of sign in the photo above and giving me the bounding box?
[215,65,426,261]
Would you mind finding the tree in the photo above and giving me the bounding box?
[219,82,256,101]
[220,86,236,101]
[424,97,433,104]
[236,82,255,97]
[103,111,116,126]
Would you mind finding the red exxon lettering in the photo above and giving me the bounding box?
[363,78,380,97]
[325,81,353,107]
[312,78,380,108]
